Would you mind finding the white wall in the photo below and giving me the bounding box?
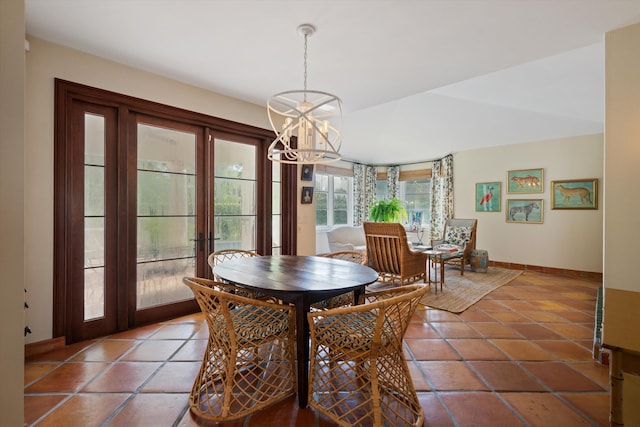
[24,37,270,344]
[455,134,603,273]
[1,1,26,424]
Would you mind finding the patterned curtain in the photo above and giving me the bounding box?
[386,166,400,199]
[429,154,454,240]
[353,163,377,226]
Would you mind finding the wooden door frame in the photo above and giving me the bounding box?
[54,79,296,342]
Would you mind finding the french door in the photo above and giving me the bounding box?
[55,80,293,343]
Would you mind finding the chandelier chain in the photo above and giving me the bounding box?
[303,33,308,99]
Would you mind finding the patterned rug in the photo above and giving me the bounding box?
[418,266,522,313]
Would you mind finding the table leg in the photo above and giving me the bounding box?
[294,295,310,408]
[439,257,445,290]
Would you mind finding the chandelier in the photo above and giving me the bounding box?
[267,24,342,164]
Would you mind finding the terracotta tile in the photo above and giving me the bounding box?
[508,323,564,340]
[106,393,189,426]
[171,339,208,361]
[71,340,138,361]
[407,361,431,391]
[167,312,204,324]
[404,321,441,339]
[25,362,110,393]
[543,323,594,340]
[83,362,161,392]
[518,310,570,323]
[405,339,461,361]
[37,393,129,427]
[430,322,481,339]
[121,339,184,361]
[553,310,595,323]
[193,325,209,339]
[457,309,496,322]
[246,395,317,426]
[559,299,597,311]
[488,311,531,323]
[149,323,202,340]
[177,409,245,426]
[141,361,200,393]
[24,394,68,425]
[108,323,163,340]
[489,340,553,361]
[422,309,461,322]
[418,393,455,427]
[527,300,575,311]
[561,392,610,426]
[567,361,610,389]
[417,361,487,391]
[469,361,546,391]
[447,339,509,360]
[24,363,59,385]
[472,300,508,312]
[469,323,523,339]
[501,392,593,426]
[497,300,539,311]
[520,362,605,391]
[440,392,526,427]
[534,340,593,361]
[25,341,95,363]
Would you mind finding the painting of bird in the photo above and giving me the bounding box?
[480,186,493,209]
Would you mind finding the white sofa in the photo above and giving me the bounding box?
[326,225,366,253]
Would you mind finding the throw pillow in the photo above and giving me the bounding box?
[445,226,471,247]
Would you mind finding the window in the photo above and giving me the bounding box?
[402,179,431,230]
[375,178,431,230]
[316,174,353,228]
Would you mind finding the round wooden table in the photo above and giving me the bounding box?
[213,255,378,408]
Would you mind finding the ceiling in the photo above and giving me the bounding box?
[25,1,640,165]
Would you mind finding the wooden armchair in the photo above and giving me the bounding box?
[363,222,429,285]
[183,277,296,422]
[307,284,428,426]
[430,218,477,274]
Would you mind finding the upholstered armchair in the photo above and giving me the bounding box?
[363,222,429,285]
[431,218,477,274]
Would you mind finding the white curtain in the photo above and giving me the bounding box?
[353,163,377,226]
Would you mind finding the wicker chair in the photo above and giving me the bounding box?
[207,249,260,274]
[182,277,296,422]
[307,284,429,426]
[430,218,477,275]
[363,222,429,285]
[312,251,369,310]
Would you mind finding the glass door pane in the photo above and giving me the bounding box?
[137,123,196,309]
[84,113,106,320]
[214,139,256,251]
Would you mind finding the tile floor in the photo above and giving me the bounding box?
[24,270,610,426]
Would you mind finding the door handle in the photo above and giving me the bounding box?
[192,232,205,252]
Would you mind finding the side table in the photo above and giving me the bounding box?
[425,250,462,292]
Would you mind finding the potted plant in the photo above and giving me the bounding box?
[369,198,408,223]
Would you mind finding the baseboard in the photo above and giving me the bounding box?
[489,260,602,282]
[25,336,65,359]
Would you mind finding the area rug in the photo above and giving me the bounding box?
[419,266,522,313]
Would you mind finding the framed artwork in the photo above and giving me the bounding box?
[551,179,598,210]
[301,186,314,204]
[506,199,543,224]
[475,182,501,212]
[301,164,314,181]
[507,168,544,194]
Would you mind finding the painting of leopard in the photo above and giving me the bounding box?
[556,184,592,205]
